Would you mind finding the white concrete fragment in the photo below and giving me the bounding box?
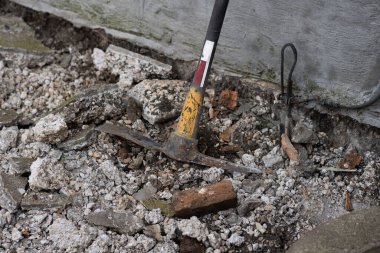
[91,48,106,70]
[99,160,122,185]
[227,233,245,246]
[86,234,110,253]
[262,146,284,168]
[145,208,164,224]
[178,216,209,242]
[33,114,68,144]
[48,218,92,249]
[29,156,69,190]
[201,167,224,183]
[128,79,188,124]
[104,45,172,87]
[0,126,18,152]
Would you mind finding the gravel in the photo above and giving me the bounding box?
[0,22,379,253]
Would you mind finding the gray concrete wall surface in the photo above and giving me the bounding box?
[12,0,380,127]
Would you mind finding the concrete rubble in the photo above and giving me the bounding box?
[128,79,188,124]
[92,45,172,87]
[0,10,379,253]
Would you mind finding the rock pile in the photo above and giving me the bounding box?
[0,30,379,253]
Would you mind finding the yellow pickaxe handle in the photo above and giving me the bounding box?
[175,0,229,140]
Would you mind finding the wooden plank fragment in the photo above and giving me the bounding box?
[172,180,237,218]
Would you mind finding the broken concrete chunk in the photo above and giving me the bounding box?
[133,182,157,201]
[237,199,262,216]
[150,241,179,253]
[0,126,18,152]
[92,48,106,70]
[48,218,93,249]
[0,109,18,127]
[28,156,69,190]
[0,173,28,211]
[33,114,68,144]
[103,45,172,86]
[144,224,164,242]
[291,119,318,144]
[57,85,128,125]
[145,208,164,224]
[86,210,144,235]
[87,234,111,253]
[128,79,188,124]
[177,216,209,241]
[21,192,72,210]
[58,125,97,151]
[262,146,284,168]
[201,167,224,183]
[99,160,122,185]
[8,157,35,175]
[227,233,245,247]
[172,180,237,218]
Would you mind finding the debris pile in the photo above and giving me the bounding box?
[0,12,379,253]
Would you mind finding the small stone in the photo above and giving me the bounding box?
[178,216,209,241]
[227,233,245,246]
[21,192,72,210]
[207,232,222,249]
[145,208,164,224]
[11,227,23,242]
[150,241,179,253]
[241,179,263,194]
[291,119,318,144]
[0,172,28,211]
[48,218,93,249]
[262,146,284,168]
[28,156,69,190]
[58,125,97,150]
[133,182,157,201]
[8,157,35,175]
[144,224,164,241]
[33,114,68,144]
[242,154,256,166]
[86,210,144,235]
[237,200,261,216]
[135,234,156,252]
[201,167,224,183]
[92,48,106,70]
[87,234,111,253]
[128,80,187,124]
[99,160,122,185]
[0,109,18,127]
[0,126,18,152]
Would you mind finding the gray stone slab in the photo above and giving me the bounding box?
[0,109,18,127]
[21,192,72,210]
[287,207,380,253]
[86,210,144,235]
[58,125,97,151]
[0,172,28,211]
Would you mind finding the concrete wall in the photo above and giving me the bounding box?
[12,0,380,127]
